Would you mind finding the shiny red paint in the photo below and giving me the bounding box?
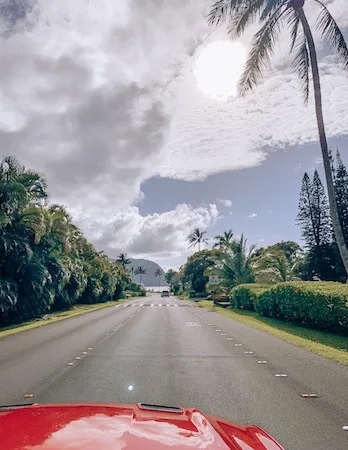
[0,403,285,449]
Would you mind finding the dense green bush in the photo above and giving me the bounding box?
[256,282,348,333]
[0,156,130,327]
[231,284,271,311]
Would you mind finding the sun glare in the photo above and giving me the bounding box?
[194,40,247,101]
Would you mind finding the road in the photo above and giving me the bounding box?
[1,294,348,449]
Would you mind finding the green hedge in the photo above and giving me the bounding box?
[256,282,348,333]
[231,284,272,311]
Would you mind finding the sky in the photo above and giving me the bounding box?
[0,0,347,271]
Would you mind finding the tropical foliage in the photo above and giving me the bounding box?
[134,266,146,284]
[211,235,256,289]
[252,247,301,283]
[213,229,234,248]
[188,228,208,251]
[181,250,219,293]
[208,0,348,274]
[165,269,182,294]
[154,268,163,287]
[0,157,129,326]
[116,253,131,268]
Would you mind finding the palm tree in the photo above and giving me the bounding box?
[130,266,135,282]
[208,0,348,275]
[135,266,146,285]
[154,268,163,288]
[116,253,131,268]
[188,228,209,251]
[214,229,234,248]
[214,235,256,288]
[0,156,48,222]
[252,248,300,283]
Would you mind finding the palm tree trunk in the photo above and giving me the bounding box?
[299,9,348,276]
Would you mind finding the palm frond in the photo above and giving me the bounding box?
[315,0,348,70]
[228,0,266,39]
[238,6,285,96]
[289,12,300,52]
[208,0,247,26]
[292,38,310,104]
[260,0,285,21]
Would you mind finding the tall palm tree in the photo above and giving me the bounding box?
[188,228,209,251]
[154,268,163,288]
[116,253,131,268]
[135,266,146,285]
[214,229,234,248]
[208,0,348,275]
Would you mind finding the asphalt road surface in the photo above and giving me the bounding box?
[1,294,348,449]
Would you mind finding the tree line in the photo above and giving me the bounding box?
[0,157,130,326]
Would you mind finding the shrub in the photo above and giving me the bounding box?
[231,284,271,311]
[256,282,348,333]
[139,288,147,297]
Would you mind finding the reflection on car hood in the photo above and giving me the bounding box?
[0,403,284,449]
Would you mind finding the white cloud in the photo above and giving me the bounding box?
[0,0,209,211]
[218,198,232,207]
[158,1,348,180]
[248,213,257,219]
[77,203,219,260]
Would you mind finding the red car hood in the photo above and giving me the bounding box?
[0,403,284,450]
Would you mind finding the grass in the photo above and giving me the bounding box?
[0,298,132,340]
[196,300,348,366]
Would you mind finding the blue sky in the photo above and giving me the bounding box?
[140,137,348,268]
[1,0,348,270]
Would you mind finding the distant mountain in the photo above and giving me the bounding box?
[128,259,166,287]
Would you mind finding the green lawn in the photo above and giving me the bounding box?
[0,298,132,340]
[196,300,348,365]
